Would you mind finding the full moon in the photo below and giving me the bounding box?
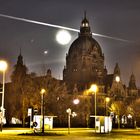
[56,30,71,45]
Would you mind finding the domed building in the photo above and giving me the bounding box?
[62,14,139,127]
[62,13,139,105]
[63,14,107,91]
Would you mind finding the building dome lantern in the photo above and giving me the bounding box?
[81,12,89,27]
[63,13,105,91]
[79,12,92,36]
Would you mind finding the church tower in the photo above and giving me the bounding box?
[17,52,24,66]
[111,63,126,100]
[128,73,138,97]
[128,73,137,90]
[114,63,120,77]
[63,13,106,91]
[11,51,27,83]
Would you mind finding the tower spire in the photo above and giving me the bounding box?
[17,48,23,66]
[80,12,91,36]
[129,73,137,89]
[20,47,22,55]
[114,63,120,76]
[84,10,87,19]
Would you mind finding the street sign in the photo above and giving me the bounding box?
[110,112,114,118]
[28,108,32,116]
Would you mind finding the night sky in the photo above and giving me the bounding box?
[0,0,140,87]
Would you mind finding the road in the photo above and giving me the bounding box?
[0,128,140,140]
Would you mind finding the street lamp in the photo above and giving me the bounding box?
[89,84,98,132]
[40,88,46,134]
[66,99,79,134]
[0,60,7,131]
[105,97,110,116]
[66,108,71,134]
[115,76,120,128]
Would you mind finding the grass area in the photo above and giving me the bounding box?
[17,128,140,137]
[2,127,140,138]
[1,128,140,140]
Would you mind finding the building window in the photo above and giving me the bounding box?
[85,23,88,27]
[73,69,77,72]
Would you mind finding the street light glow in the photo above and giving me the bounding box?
[106,97,110,103]
[0,60,8,71]
[89,84,98,93]
[40,88,46,94]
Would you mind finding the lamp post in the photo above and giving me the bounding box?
[66,108,71,134]
[40,88,46,134]
[0,60,7,131]
[66,99,79,134]
[89,84,98,132]
[105,97,110,116]
[115,76,120,129]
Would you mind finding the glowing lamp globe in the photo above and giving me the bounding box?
[0,60,8,71]
[90,84,98,93]
[40,88,46,95]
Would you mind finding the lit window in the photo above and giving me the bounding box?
[85,23,88,27]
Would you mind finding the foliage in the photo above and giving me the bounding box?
[130,98,140,118]
[109,101,126,116]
